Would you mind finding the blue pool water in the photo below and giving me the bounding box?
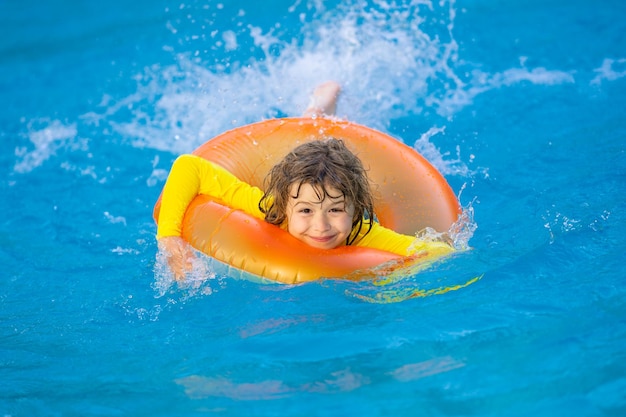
[2,0,625,415]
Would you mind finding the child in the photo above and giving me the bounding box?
[157,82,453,280]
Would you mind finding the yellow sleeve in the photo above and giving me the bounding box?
[354,221,455,257]
[156,154,264,238]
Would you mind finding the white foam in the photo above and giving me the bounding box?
[89,1,448,151]
[412,126,471,177]
[153,245,221,299]
[222,30,238,51]
[430,66,575,117]
[84,1,577,156]
[104,211,127,226]
[14,119,77,173]
[591,58,626,85]
[146,156,169,187]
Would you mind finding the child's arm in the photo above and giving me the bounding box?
[157,154,264,239]
[156,154,264,280]
[354,221,454,257]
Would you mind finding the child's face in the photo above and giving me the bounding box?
[285,182,355,249]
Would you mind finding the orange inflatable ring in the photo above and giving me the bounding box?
[153,117,461,284]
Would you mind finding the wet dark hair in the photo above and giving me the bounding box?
[259,138,374,245]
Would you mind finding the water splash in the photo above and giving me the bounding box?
[14,0,579,175]
[14,118,78,173]
[591,58,626,85]
[409,126,479,249]
[85,0,572,155]
[448,199,478,250]
[152,245,221,299]
[412,126,473,176]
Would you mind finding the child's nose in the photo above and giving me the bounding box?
[312,213,331,231]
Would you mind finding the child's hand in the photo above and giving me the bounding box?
[158,236,195,281]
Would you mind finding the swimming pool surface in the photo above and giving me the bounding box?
[2,0,625,415]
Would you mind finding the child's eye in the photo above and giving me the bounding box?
[299,208,312,214]
[330,207,344,213]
